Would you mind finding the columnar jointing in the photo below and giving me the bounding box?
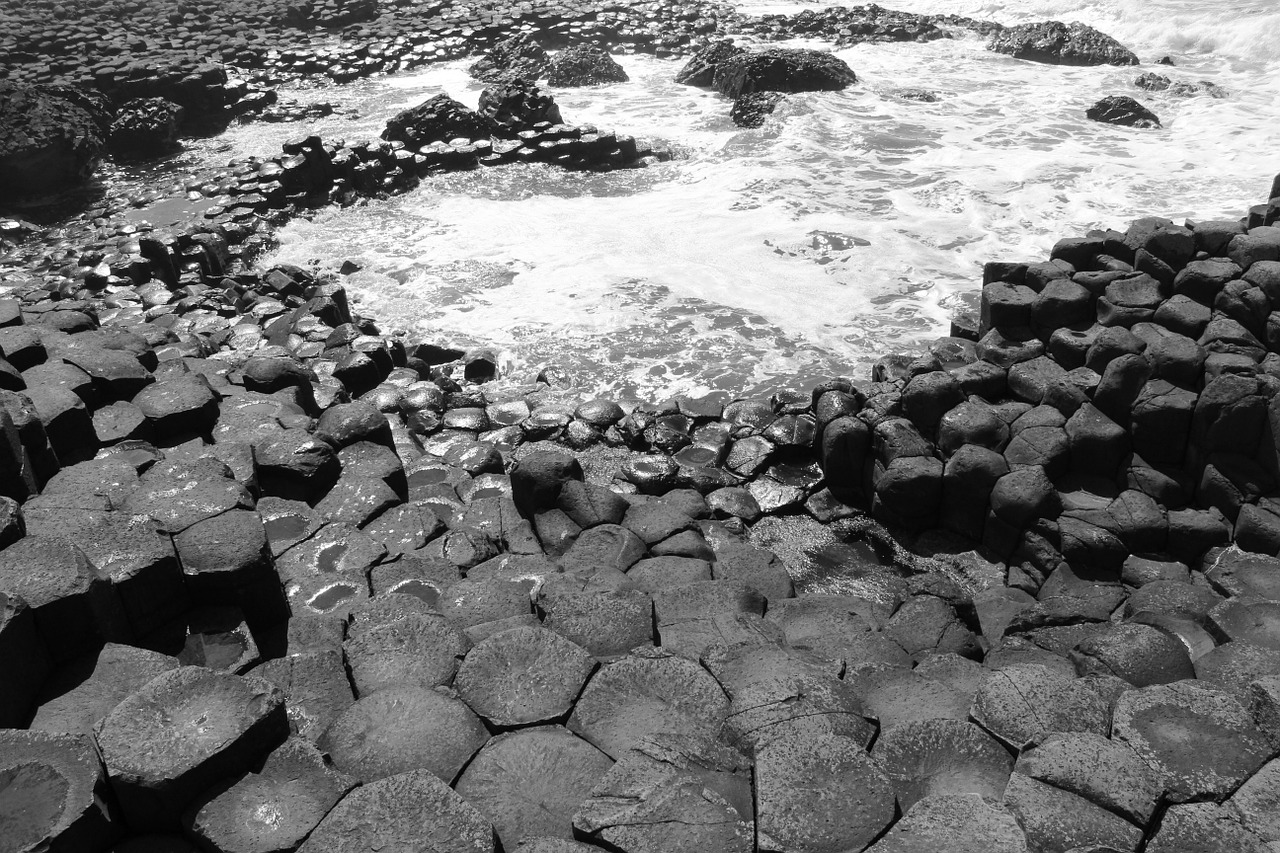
[2,3,1280,852]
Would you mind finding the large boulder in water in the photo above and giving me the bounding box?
[478,78,563,135]
[675,40,748,87]
[988,21,1138,66]
[382,94,492,147]
[713,48,858,99]
[1087,95,1161,128]
[731,92,784,128]
[109,97,184,157]
[0,82,110,196]
[546,45,629,87]
[469,33,550,84]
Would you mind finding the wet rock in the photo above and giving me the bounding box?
[568,648,729,760]
[96,666,287,831]
[319,685,488,784]
[186,737,356,853]
[872,719,1013,813]
[1087,95,1161,128]
[675,40,748,87]
[574,733,753,853]
[478,78,562,134]
[713,47,857,99]
[731,91,784,128]
[0,729,119,853]
[457,726,612,848]
[988,21,1139,66]
[382,93,490,148]
[297,768,494,853]
[546,45,629,87]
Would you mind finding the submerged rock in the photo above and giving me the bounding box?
[731,92,784,128]
[713,48,857,99]
[0,82,109,196]
[546,46,629,87]
[1087,95,1162,128]
[1135,72,1228,98]
[988,21,1139,66]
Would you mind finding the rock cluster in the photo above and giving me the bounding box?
[1,162,1280,851]
[675,41,857,127]
[1135,72,1229,99]
[987,20,1140,66]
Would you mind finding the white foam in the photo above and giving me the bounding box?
[233,1,1280,399]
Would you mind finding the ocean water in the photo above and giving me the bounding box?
[204,0,1279,401]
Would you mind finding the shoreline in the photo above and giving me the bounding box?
[2,3,1280,852]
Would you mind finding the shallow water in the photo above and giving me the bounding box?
[181,0,1279,401]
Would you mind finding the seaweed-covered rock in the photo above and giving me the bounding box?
[109,98,183,157]
[382,95,491,148]
[731,92,784,128]
[0,81,109,196]
[988,21,1139,66]
[713,48,857,99]
[1087,96,1161,128]
[546,46,629,87]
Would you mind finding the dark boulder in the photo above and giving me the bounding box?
[546,46,629,87]
[675,40,748,87]
[109,98,184,157]
[0,81,109,197]
[731,92,784,128]
[713,48,857,99]
[477,78,563,135]
[1087,95,1161,128]
[469,33,550,84]
[987,21,1139,66]
[382,95,491,148]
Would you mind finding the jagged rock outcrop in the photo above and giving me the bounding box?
[988,21,1139,66]
[712,48,857,99]
[0,82,110,196]
[546,45,629,87]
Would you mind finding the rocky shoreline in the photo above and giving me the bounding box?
[3,2,1280,852]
